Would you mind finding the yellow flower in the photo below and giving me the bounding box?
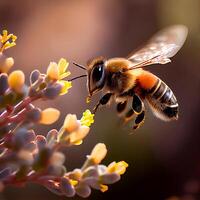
[59,113,90,145]
[40,108,60,125]
[0,30,17,52]
[107,161,128,175]
[69,179,78,186]
[46,58,71,81]
[100,184,108,192]
[58,58,71,79]
[59,80,72,95]
[46,58,72,95]
[8,70,25,93]
[80,109,94,127]
[90,143,107,164]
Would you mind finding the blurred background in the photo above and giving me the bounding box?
[0,0,200,199]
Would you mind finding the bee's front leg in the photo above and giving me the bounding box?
[93,93,113,113]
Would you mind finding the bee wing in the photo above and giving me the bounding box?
[128,25,188,68]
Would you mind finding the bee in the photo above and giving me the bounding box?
[71,25,188,130]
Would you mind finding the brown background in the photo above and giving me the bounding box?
[0,0,200,199]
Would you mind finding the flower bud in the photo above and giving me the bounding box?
[0,53,14,73]
[11,128,35,150]
[36,135,47,150]
[63,114,79,133]
[43,83,62,99]
[26,108,41,123]
[0,73,8,95]
[90,143,107,164]
[40,108,60,125]
[8,70,25,93]
[46,129,58,146]
[46,62,59,80]
[30,70,40,85]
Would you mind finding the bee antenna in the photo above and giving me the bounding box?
[68,74,87,81]
[73,62,87,71]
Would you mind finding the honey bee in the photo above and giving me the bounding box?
[71,25,188,130]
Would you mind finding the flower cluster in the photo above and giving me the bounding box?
[0,30,128,197]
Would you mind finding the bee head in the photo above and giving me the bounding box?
[87,57,106,96]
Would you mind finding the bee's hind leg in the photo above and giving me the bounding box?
[133,110,145,130]
[131,94,145,130]
[93,93,113,113]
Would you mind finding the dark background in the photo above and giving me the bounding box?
[0,0,200,199]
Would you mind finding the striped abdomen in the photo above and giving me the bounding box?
[146,78,178,121]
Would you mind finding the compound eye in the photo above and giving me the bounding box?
[92,64,104,83]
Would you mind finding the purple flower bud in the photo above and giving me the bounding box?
[46,129,58,147]
[43,83,62,99]
[60,177,75,197]
[76,183,91,198]
[26,108,41,123]
[0,73,8,95]
[100,173,120,184]
[36,135,47,150]
[30,70,40,85]
[11,128,35,150]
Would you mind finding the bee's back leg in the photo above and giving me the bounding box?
[132,94,143,114]
[133,110,145,130]
[131,94,146,130]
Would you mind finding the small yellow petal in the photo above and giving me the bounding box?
[90,143,107,164]
[59,71,71,80]
[58,58,69,75]
[11,35,17,42]
[80,109,94,127]
[59,80,72,95]
[3,41,16,50]
[46,62,59,80]
[69,179,78,186]
[40,108,60,125]
[100,184,108,192]
[8,70,25,92]
[107,161,128,175]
